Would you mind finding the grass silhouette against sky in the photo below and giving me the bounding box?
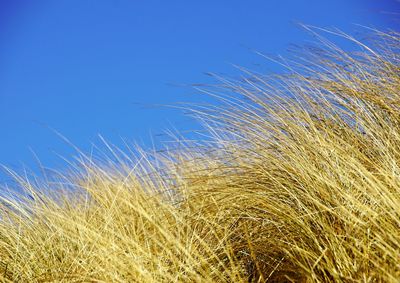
[1,22,400,282]
[1,1,400,282]
[0,0,399,180]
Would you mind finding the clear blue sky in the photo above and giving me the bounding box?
[0,0,399,182]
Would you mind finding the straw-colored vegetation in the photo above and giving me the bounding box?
[1,28,399,282]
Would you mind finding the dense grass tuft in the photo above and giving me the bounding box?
[1,29,400,282]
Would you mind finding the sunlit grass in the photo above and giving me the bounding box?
[1,28,399,282]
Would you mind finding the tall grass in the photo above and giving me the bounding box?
[1,29,400,282]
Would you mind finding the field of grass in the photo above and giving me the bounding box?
[0,29,399,282]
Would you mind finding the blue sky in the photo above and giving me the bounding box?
[0,0,399,182]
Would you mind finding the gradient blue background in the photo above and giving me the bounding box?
[0,0,399,183]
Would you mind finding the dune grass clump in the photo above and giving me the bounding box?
[1,29,400,282]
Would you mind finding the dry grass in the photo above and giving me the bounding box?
[1,28,400,282]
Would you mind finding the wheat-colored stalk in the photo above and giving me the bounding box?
[1,29,399,282]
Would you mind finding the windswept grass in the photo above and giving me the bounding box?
[1,29,400,282]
